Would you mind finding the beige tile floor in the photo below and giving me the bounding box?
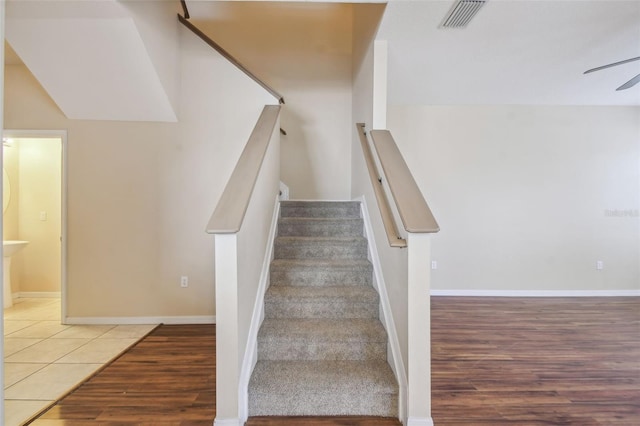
[3,298,157,426]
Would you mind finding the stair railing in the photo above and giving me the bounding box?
[178,1,285,105]
[356,123,439,245]
[207,105,282,424]
[207,106,281,233]
[356,122,439,425]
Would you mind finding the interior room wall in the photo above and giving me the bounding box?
[188,2,354,200]
[3,23,276,320]
[388,105,640,294]
[15,138,61,294]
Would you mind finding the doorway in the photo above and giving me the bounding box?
[2,130,66,320]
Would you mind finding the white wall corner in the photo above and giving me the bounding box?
[237,196,281,422]
[372,39,388,130]
[357,195,408,424]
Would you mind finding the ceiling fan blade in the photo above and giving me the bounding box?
[584,56,640,74]
[616,73,640,91]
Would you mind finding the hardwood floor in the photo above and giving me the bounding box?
[431,297,640,425]
[29,324,216,425]
[27,297,639,425]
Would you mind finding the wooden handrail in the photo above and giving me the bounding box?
[180,0,190,19]
[356,124,407,248]
[178,14,285,105]
[369,130,439,233]
[207,105,281,234]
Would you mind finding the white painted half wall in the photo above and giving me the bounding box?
[388,105,640,294]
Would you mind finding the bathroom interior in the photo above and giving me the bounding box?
[3,135,62,310]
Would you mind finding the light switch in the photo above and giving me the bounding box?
[39,211,47,221]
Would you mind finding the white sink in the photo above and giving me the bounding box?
[3,240,29,257]
[3,240,29,308]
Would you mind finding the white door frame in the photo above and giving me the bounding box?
[2,129,68,322]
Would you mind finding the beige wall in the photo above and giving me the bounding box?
[3,23,276,320]
[189,2,355,200]
[388,105,640,293]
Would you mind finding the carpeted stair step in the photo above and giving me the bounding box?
[264,285,379,319]
[270,259,373,287]
[274,236,368,260]
[278,217,363,237]
[280,201,360,219]
[249,359,398,416]
[249,200,399,418]
[257,318,387,361]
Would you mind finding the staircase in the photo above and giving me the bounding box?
[248,201,398,417]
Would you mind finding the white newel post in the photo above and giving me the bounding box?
[214,233,241,426]
[407,232,434,426]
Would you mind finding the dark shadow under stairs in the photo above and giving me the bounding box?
[248,201,398,417]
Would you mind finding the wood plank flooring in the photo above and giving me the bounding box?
[431,297,640,426]
[28,324,216,426]
[27,297,639,425]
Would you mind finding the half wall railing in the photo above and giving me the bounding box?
[356,122,439,425]
[356,123,439,244]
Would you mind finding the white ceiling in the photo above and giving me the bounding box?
[379,0,640,106]
[5,0,177,122]
[4,0,639,111]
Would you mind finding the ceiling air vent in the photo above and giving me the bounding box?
[441,0,487,28]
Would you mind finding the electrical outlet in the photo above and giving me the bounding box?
[431,260,438,270]
[596,261,603,271]
[180,276,189,287]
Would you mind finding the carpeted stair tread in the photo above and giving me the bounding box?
[249,360,398,416]
[257,318,387,360]
[278,217,363,237]
[280,201,360,219]
[265,285,379,318]
[266,285,378,303]
[274,236,368,260]
[248,200,398,417]
[270,259,373,287]
[258,318,387,343]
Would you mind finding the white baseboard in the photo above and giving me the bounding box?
[64,315,215,325]
[407,417,434,426]
[16,291,61,298]
[357,195,408,424]
[431,289,640,297]
[238,195,280,423]
[214,418,243,426]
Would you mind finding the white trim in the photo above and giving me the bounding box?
[285,198,353,202]
[214,418,243,426]
[278,181,289,200]
[64,316,215,325]
[431,289,640,297]
[16,292,61,298]
[407,417,434,426]
[238,195,280,423]
[357,195,407,424]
